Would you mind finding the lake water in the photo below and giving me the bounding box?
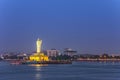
[0,61,120,80]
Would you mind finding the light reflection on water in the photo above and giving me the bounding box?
[35,73,41,80]
[28,64,48,80]
[1,62,120,80]
[28,64,48,67]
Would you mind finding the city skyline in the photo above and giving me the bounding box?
[0,0,120,54]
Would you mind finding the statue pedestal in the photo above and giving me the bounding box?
[29,53,49,61]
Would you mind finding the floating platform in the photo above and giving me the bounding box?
[21,60,72,64]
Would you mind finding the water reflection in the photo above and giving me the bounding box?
[28,64,48,71]
[28,64,48,80]
[35,73,41,80]
[28,64,48,67]
[98,61,117,64]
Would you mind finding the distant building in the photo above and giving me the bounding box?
[47,49,59,57]
[0,54,4,60]
[17,53,28,60]
[64,48,77,56]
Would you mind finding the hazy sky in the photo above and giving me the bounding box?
[0,0,120,54]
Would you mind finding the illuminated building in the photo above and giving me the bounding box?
[29,38,49,61]
[47,49,60,57]
[64,48,77,57]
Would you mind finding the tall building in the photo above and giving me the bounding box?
[29,38,49,61]
[47,49,59,57]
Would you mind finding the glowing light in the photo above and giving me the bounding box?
[28,64,48,67]
[36,38,42,53]
[29,38,49,61]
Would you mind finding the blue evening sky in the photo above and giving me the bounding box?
[0,0,120,54]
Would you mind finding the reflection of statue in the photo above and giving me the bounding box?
[36,38,42,53]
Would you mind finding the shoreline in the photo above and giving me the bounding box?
[76,58,120,62]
